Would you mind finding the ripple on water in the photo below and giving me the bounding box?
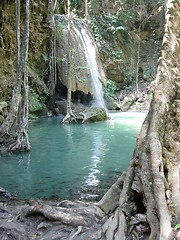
[0,112,147,200]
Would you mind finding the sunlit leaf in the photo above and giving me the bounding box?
[175,224,180,230]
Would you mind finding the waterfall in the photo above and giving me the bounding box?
[78,27,106,109]
[55,15,106,110]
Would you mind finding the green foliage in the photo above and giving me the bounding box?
[109,49,123,61]
[29,89,46,113]
[104,80,118,99]
[89,16,105,44]
[105,14,129,36]
[56,56,67,63]
[56,0,65,14]
[89,14,130,43]
[75,65,90,70]
[42,53,67,63]
[56,22,65,41]
[71,0,84,10]
[56,0,84,14]
[77,78,87,83]
[88,14,131,63]
[175,224,180,230]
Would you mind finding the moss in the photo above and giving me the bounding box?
[0,1,51,108]
[89,108,107,122]
[56,22,65,41]
[28,88,46,113]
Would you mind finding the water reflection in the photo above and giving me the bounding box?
[85,135,103,186]
[0,112,147,200]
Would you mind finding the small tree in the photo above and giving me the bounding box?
[48,0,57,108]
[62,0,76,123]
[85,0,89,18]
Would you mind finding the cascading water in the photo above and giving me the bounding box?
[78,27,106,109]
[55,16,106,109]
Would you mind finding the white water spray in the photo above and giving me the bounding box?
[71,22,106,109]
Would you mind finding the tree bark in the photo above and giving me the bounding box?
[0,0,179,239]
[63,0,76,123]
[10,0,30,152]
[85,0,89,18]
[48,0,57,108]
[0,0,30,152]
[98,1,180,239]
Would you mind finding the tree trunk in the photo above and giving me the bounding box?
[136,15,141,93]
[10,0,30,151]
[98,1,180,239]
[63,0,76,123]
[85,0,89,18]
[0,1,179,238]
[48,0,57,108]
[0,0,30,152]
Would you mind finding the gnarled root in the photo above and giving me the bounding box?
[62,112,77,124]
[20,200,88,227]
[9,129,30,152]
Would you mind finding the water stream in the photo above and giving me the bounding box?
[56,16,106,109]
[73,24,106,109]
[0,112,146,201]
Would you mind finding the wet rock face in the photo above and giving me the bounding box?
[106,61,125,85]
[0,0,164,115]
[55,16,106,98]
[89,0,164,89]
[90,0,119,15]
[0,1,50,107]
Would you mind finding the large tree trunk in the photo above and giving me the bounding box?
[98,1,180,239]
[0,1,179,239]
[10,0,30,151]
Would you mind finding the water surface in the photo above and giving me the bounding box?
[0,112,146,200]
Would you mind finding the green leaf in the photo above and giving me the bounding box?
[175,224,180,230]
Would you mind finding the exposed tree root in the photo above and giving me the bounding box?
[62,108,107,124]
[0,198,106,240]
[0,2,179,240]
[20,200,89,226]
[62,112,77,124]
[9,128,30,152]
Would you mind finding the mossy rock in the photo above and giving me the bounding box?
[87,108,107,122]
[76,107,108,123]
[62,107,108,124]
